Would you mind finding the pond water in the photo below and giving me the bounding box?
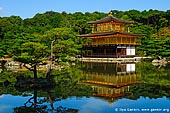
[0,62,170,113]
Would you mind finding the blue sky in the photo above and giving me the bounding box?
[0,0,169,19]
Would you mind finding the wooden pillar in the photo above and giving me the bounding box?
[90,49,92,56]
[89,46,93,56]
[104,48,106,55]
[116,45,118,57]
[104,64,107,71]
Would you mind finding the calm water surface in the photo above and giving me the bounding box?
[0,62,170,113]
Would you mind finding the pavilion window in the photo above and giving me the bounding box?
[103,25,106,31]
[97,26,102,32]
[125,37,128,44]
[115,25,120,31]
[107,38,110,43]
[117,37,121,43]
[108,24,113,31]
[122,37,126,43]
[127,38,130,44]
[121,25,125,32]
[131,38,135,44]
[100,26,103,31]
[92,25,97,33]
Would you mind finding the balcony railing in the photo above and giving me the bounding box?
[84,37,140,46]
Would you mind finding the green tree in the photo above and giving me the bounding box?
[39,28,82,63]
[13,42,49,79]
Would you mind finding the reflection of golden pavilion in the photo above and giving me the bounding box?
[81,62,142,103]
[82,62,142,87]
[92,85,130,104]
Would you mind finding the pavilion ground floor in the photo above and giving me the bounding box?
[82,44,136,58]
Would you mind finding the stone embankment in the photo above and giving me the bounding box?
[152,57,167,66]
[78,57,151,63]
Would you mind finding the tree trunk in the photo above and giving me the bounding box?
[46,40,55,80]
[34,90,37,108]
[46,62,52,80]
[33,65,37,80]
[47,91,54,111]
[1,60,7,71]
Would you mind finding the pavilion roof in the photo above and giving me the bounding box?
[88,16,134,24]
[78,31,144,38]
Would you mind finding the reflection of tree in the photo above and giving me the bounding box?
[13,89,48,113]
[126,84,170,100]
[136,62,170,85]
[0,69,16,84]
[13,89,79,113]
[13,67,93,113]
[126,62,170,100]
[52,66,94,98]
[0,64,95,113]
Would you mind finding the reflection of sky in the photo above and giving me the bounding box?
[79,98,107,113]
[53,97,113,113]
[0,95,170,113]
[0,105,12,113]
[53,96,170,113]
[113,96,170,109]
[0,94,32,113]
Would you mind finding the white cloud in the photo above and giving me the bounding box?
[0,95,4,98]
[79,98,108,113]
[0,7,3,12]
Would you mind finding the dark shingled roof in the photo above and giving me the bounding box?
[88,16,134,24]
[78,31,144,38]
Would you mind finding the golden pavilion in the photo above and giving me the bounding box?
[79,13,143,58]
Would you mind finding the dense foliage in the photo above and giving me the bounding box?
[1,9,170,59]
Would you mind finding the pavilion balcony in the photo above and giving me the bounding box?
[84,37,141,46]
